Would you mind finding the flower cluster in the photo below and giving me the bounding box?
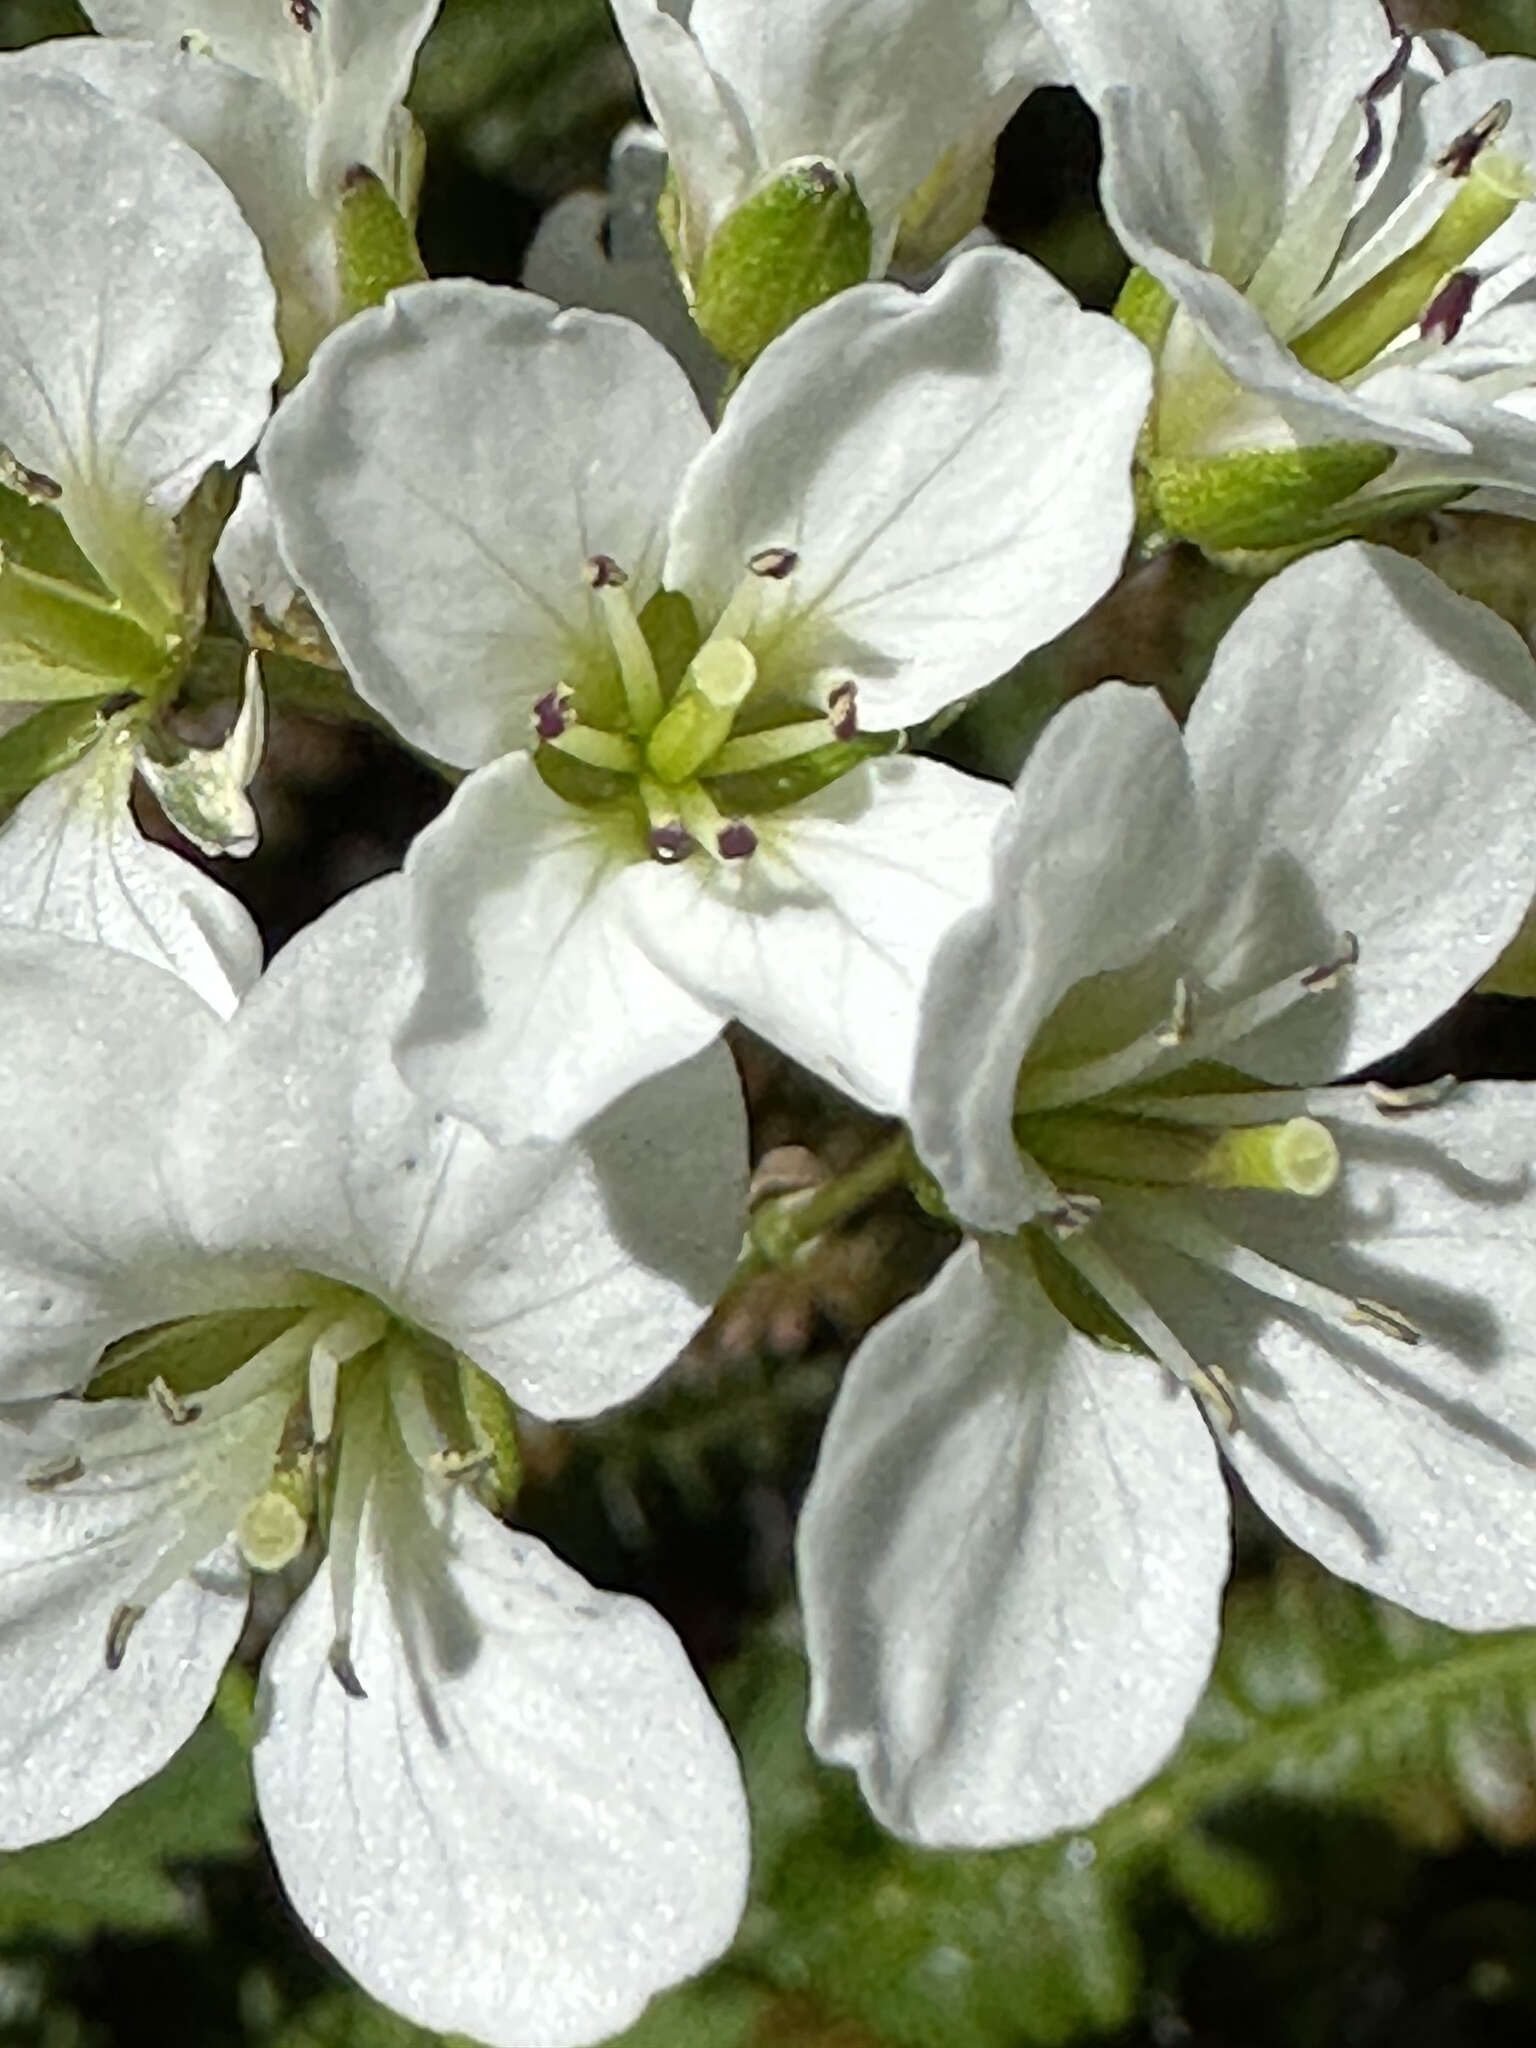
[4,0,1536,2042]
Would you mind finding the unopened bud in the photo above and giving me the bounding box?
[693,158,873,368]
[335,164,425,317]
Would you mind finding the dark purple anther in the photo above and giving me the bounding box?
[290,0,319,28]
[533,690,569,741]
[583,552,627,589]
[1437,100,1512,179]
[749,545,799,580]
[828,681,858,742]
[1421,268,1479,344]
[648,823,697,864]
[717,821,758,861]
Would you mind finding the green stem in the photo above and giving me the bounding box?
[738,1131,916,1277]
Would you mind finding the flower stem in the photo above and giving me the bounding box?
[738,1130,916,1277]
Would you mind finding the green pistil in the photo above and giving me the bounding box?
[1292,149,1530,383]
[1015,1109,1339,1197]
[644,636,757,784]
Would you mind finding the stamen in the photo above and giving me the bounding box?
[748,546,799,580]
[24,1453,83,1492]
[1045,1192,1102,1238]
[1299,930,1359,991]
[647,822,696,864]
[828,680,858,742]
[544,725,643,773]
[428,1446,493,1483]
[1421,268,1479,342]
[1344,1297,1421,1343]
[717,820,758,861]
[706,716,840,776]
[532,687,570,741]
[148,1376,200,1427]
[1365,1074,1458,1114]
[289,0,319,26]
[1437,100,1513,179]
[0,446,61,504]
[105,1602,144,1671]
[1055,1232,1215,1399]
[583,555,663,734]
[328,1639,367,1699]
[1155,976,1195,1047]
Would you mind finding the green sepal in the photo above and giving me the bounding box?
[458,1357,523,1514]
[638,588,703,699]
[0,557,176,702]
[532,741,639,811]
[704,727,900,816]
[1210,479,1474,574]
[1148,441,1395,552]
[693,158,873,369]
[1113,264,1175,354]
[88,1307,306,1403]
[0,478,103,590]
[0,695,120,804]
[1024,1226,1147,1354]
[335,165,427,318]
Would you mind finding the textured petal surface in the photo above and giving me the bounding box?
[798,1240,1229,1846]
[0,924,233,1396]
[0,72,278,620]
[0,741,262,1020]
[261,282,707,768]
[668,248,1151,728]
[624,756,1008,1117]
[0,1405,252,1846]
[257,1446,749,2048]
[7,39,332,375]
[912,684,1201,1231]
[1111,1087,1536,1628]
[185,878,747,1419]
[1032,0,1392,284]
[397,755,724,1147]
[1184,545,1536,1081]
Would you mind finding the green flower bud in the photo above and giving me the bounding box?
[693,158,873,368]
[335,164,427,320]
[1147,442,1395,552]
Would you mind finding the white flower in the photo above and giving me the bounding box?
[16,0,436,376]
[1031,0,1536,534]
[0,874,750,2047]
[796,543,1536,1848]
[0,73,279,1012]
[259,250,1150,1144]
[611,0,1058,284]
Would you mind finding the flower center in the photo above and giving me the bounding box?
[530,548,890,864]
[29,1280,520,1687]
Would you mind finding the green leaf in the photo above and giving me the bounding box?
[0,1679,253,1943]
[698,1565,1536,2048]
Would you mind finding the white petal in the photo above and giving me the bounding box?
[1033,0,1393,286]
[798,1240,1229,1846]
[184,876,747,1419]
[1112,1086,1536,1628]
[7,39,333,376]
[0,72,278,623]
[0,739,262,1020]
[912,683,1201,1231]
[0,925,232,1395]
[301,0,438,198]
[624,755,1008,1118]
[397,753,724,1147]
[607,0,756,268]
[668,247,1151,729]
[1184,543,1536,1080]
[256,1466,749,2048]
[0,1404,257,1846]
[678,0,1056,248]
[213,473,334,663]
[261,281,708,768]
